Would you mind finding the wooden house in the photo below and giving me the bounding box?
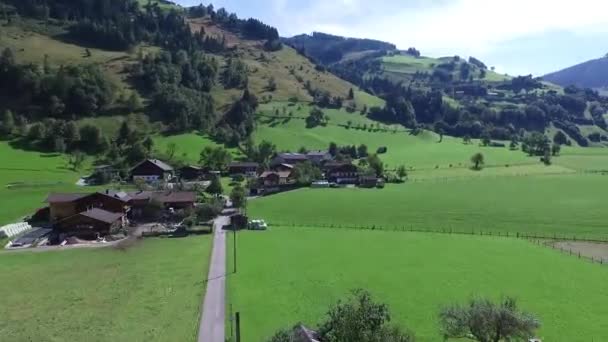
[130,159,174,183]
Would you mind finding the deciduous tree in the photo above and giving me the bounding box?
[439,297,540,342]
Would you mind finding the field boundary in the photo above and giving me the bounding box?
[267,222,608,265]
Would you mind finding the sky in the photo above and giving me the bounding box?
[173,0,608,76]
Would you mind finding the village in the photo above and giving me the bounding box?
[1,151,384,250]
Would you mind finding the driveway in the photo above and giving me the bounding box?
[198,216,229,342]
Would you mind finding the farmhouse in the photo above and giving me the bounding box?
[271,153,309,166]
[128,191,197,218]
[178,165,205,181]
[46,191,129,223]
[326,162,360,184]
[56,208,125,239]
[130,159,174,183]
[260,171,295,186]
[228,162,259,177]
[306,151,332,165]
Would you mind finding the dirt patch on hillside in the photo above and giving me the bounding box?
[548,241,608,263]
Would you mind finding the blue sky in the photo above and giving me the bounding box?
[174,0,608,76]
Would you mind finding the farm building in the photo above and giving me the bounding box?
[56,208,125,239]
[46,191,130,223]
[178,165,205,181]
[130,159,174,183]
[128,191,197,218]
[326,162,360,184]
[306,151,332,165]
[271,153,309,166]
[228,162,259,177]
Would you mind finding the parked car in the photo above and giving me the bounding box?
[248,219,268,231]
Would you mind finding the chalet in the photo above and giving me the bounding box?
[127,191,197,218]
[228,162,259,177]
[306,151,332,165]
[46,191,129,223]
[130,159,174,183]
[271,153,309,166]
[259,171,295,187]
[56,208,125,239]
[326,163,360,184]
[179,165,205,181]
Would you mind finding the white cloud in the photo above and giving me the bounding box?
[175,0,608,74]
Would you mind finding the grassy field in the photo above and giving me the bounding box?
[0,142,85,225]
[153,133,242,165]
[0,236,211,341]
[249,175,608,239]
[227,228,608,342]
[255,106,535,168]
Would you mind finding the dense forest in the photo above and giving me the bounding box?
[0,0,280,152]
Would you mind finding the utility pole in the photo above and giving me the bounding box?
[235,312,241,342]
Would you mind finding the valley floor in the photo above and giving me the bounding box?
[227,228,608,342]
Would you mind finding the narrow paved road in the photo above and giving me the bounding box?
[198,216,229,342]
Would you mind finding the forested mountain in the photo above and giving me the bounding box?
[1,0,607,162]
[285,32,608,147]
[284,32,397,65]
[0,0,378,158]
[543,57,608,90]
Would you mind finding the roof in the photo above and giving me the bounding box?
[277,153,308,160]
[229,162,259,168]
[132,159,174,172]
[307,150,330,157]
[260,171,292,179]
[79,208,123,224]
[155,191,196,203]
[45,193,87,203]
[181,165,202,170]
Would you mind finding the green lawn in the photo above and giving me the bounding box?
[0,236,211,341]
[227,228,608,342]
[249,175,608,239]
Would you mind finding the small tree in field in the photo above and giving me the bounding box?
[396,165,408,181]
[439,297,540,342]
[471,153,484,170]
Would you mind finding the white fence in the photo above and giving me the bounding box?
[0,222,32,238]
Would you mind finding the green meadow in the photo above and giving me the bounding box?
[249,175,608,240]
[0,237,211,340]
[255,103,536,169]
[0,142,84,225]
[227,228,608,342]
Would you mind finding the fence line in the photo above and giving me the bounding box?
[266,222,608,266]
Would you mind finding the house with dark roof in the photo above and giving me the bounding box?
[130,159,174,183]
[46,191,129,223]
[228,162,259,177]
[271,153,309,166]
[127,191,197,219]
[326,162,360,184]
[56,208,125,239]
[306,151,332,165]
[179,165,205,181]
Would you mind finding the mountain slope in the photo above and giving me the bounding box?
[543,57,608,90]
